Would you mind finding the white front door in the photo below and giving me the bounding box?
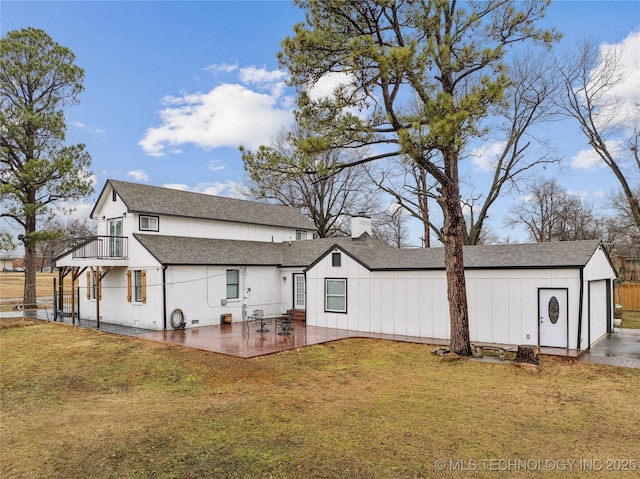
[539,288,568,347]
[293,274,305,309]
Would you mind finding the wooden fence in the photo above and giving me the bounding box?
[615,283,640,311]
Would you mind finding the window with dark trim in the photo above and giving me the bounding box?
[325,278,347,313]
[226,269,239,299]
[112,189,117,202]
[332,252,341,267]
[139,215,159,232]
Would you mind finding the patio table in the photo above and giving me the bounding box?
[248,311,281,334]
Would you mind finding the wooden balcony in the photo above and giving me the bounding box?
[71,236,128,260]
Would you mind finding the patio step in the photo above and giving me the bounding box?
[287,309,306,322]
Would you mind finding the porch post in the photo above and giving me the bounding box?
[70,267,76,325]
[96,266,101,329]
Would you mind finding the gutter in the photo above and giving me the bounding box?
[577,267,584,350]
[162,265,167,331]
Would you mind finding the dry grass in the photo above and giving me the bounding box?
[0,272,72,310]
[0,271,59,298]
[1,321,639,479]
[621,310,640,329]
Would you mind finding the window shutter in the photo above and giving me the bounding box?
[86,272,91,300]
[127,270,132,302]
[141,270,147,304]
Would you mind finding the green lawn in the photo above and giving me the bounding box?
[1,321,639,478]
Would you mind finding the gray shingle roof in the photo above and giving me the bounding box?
[135,235,284,265]
[135,233,604,271]
[103,180,315,230]
[134,234,356,267]
[336,237,604,270]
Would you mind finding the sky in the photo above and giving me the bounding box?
[1,0,639,246]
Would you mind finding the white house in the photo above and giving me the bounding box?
[56,179,617,351]
[305,231,617,351]
[55,179,317,330]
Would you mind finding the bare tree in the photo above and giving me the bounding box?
[36,217,96,271]
[367,51,561,248]
[372,205,410,248]
[241,127,379,237]
[558,37,640,229]
[506,178,604,242]
[462,51,561,244]
[367,158,437,247]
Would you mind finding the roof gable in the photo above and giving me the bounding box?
[93,179,315,231]
[311,238,607,271]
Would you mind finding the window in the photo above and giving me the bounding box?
[127,270,146,303]
[325,278,347,313]
[332,252,341,267]
[86,270,101,300]
[139,215,159,232]
[134,270,144,302]
[112,189,117,202]
[226,269,239,299]
[296,230,307,240]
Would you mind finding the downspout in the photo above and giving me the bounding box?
[576,267,584,350]
[162,265,167,331]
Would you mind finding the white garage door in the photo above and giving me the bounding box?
[590,280,608,345]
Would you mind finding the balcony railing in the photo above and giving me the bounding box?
[72,236,128,260]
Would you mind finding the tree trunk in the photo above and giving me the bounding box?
[23,240,37,310]
[23,190,38,309]
[439,173,471,356]
[515,345,540,366]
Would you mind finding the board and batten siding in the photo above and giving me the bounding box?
[306,247,616,348]
[305,250,451,338]
[466,269,581,346]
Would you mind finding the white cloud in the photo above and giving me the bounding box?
[70,121,106,134]
[205,62,238,75]
[239,66,287,97]
[139,67,294,157]
[307,71,370,120]
[565,189,589,199]
[127,169,149,182]
[307,71,354,101]
[590,30,640,127]
[162,181,246,198]
[208,160,225,172]
[470,141,506,172]
[570,139,624,170]
[53,199,97,223]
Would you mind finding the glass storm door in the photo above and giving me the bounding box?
[293,274,305,309]
[108,218,122,257]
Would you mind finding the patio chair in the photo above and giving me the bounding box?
[277,311,294,335]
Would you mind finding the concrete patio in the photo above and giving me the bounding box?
[3,308,638,367]
[578,328,640,369]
